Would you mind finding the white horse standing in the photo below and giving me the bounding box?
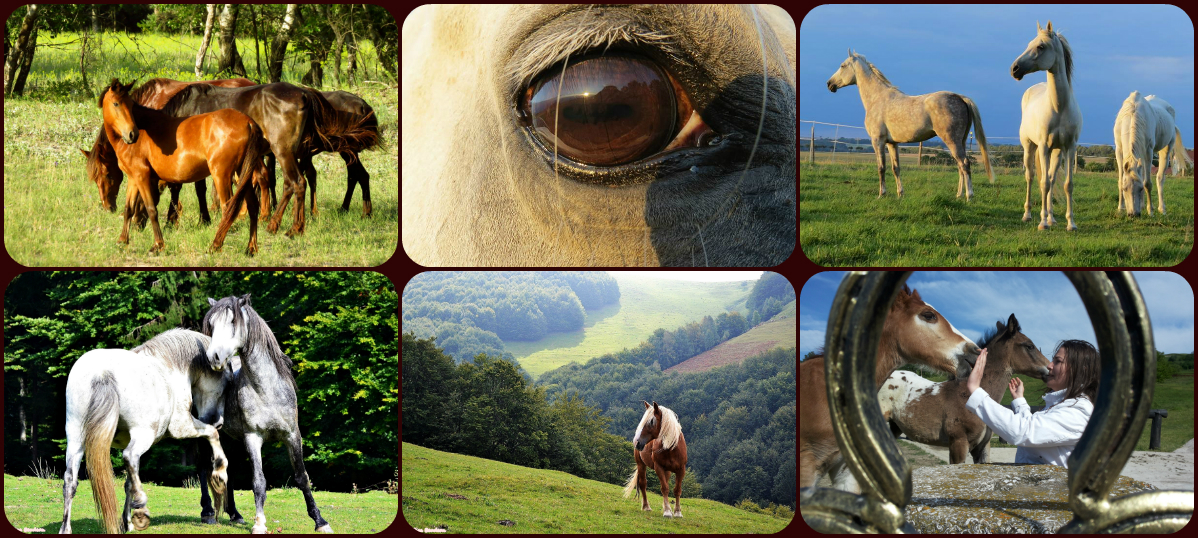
[59,329,230,534]
[1011,21,1083,230]
[826,50,994,200]
[1113,92,1192,216]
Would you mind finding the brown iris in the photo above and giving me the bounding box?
[526,56,678,166]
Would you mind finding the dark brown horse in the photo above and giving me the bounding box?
[99,79,267,254]
[878,314,1051,464]
[81,77,257,225]
[158,83,377,236]
[624,401,688,518]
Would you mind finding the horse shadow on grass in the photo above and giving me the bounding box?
[43,515,249,535]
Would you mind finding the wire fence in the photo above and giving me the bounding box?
[800,119,1123,171]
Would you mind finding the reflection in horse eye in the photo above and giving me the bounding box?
[524,55,685,166]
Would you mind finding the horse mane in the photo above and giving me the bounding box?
[1118,91,1149,168]
[128,78,170,105]
[977,317,1020,349]
[300,87,380,154]
[1043,29,1073,83]
[158,83,214,117]
[131,328,212,374]
[203,296,296,391]
[638,404,682,450]
[852,53,895,89]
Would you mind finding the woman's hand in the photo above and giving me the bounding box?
[966,348,987,394]
[1008,377,1024,400]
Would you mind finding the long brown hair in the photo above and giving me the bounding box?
[1052,339,1100,403]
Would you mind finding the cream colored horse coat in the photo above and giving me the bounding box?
[402,5,796,266]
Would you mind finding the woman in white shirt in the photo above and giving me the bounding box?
[964,339,1100,466]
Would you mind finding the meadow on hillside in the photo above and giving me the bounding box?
[3,29,397,266]
[799,161,1194,267]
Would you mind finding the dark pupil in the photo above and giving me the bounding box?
[527,56,676,166]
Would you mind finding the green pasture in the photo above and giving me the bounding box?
[3,32,397,266]
[3,474,398,534]
[401,442,790,534]
[799,161,1194,267]
[506,274,753,378]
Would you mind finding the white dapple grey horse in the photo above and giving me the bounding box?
[198,294,333,534]
[1113,91,1192,216]
[1011,21,1083,231]
[59,328,230,534]
[402,5,796,266]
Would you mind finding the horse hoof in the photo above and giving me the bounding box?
[231,517,246,525]
[132,512,151,531]
[1037,223,1048,230]
[674,511,683,518]
[201,516,218,525]
[663,511,674,518]
[316,524,334,533]
[1066,224,1078,232]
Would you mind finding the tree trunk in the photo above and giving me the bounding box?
[12,26,37,96]
[79,29,93,99]
[4,4,39,96]
[195,4,216,78]
[251,4,262,80]
[301,49,324,87]
[216,4,247,77]
[267,4,298,83]
[91,6,100,33]
[18,376,27,445]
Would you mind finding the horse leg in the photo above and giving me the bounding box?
[266,154,279,211]
[654,464,672,518]
[886,142,903,198]
[828,454,860,493]
[340,151,371,216]
[1114,142,1126,214]
[636,460,650,511]
[166,182,183,227]
[871,139,887,198]
[971,429,992,464]
[210,170,256,254]
[798,449,816,489]
[301,155,318,216]
[122,429,156,531]
[1021,141,1037,222]
[137,178,166,253]
[285,433,334,532]
[196,180,213,225]
[197,440,218,524]
[244,433,270,535]
[58,430,85,533]
[1036,146,1054,230]
[267,150,302,235]
[949,437,969,465]
[672,468,684,518]
[1061,146,1077,230]
[286,154,309,236]
[1154,147,1168,214]
[118,180,139,245]
[947,139,971,201]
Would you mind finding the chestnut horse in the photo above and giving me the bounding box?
[878,314,1051,464]
[99,79,267,254]
[798,284,980,493]
[623,401,687,518]
[81,78,257,224]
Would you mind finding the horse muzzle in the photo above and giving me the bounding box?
[124,131,138,145]
[827,81,838,92]
[635,441,645,452]
[1010,63,1025,81]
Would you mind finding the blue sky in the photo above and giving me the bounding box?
[800,272,1195,355]
[800,4,1195,147]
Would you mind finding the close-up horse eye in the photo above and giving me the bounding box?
[920,311,937,322]
[520,54,709,167]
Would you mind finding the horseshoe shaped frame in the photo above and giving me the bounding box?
[799,271,1193,534]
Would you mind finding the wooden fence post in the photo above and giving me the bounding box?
[832,126,839,163]
[917,141,923,166]
[809,124,816,164]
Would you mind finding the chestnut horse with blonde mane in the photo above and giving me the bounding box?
[799,284,980,493]
[624,401,687,518]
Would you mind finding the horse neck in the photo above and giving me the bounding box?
[1044,45,1073,113]
[976,342,1013,401]
[853,61,902,110]
[875,324,906,388]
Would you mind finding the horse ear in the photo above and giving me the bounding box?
[208,297,217,306]
[652,401,659,411]
[1036,21,1042,31]
[996,321,1006,334]
[643,400,651,409]
[908,288,922,304]
[1046,21,1053,32]
[80,148,91,159]
[239,293,252,306]
[1006,313,1020,333]
[847,47,852,58]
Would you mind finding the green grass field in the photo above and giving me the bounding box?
[799,161,1194,266]
[908,369,1193,453]
[3,32,397,266]
[666,316,795,374]
[506,274,753,378]
[3,474,397,534]
[401,442,790,534]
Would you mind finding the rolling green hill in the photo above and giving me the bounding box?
[400,443,790,534]
[506,274,754,377]
[666,313,796,374]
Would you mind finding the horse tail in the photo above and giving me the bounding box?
[961,96,995,184]
[237,118,267,189]
[623,468,639,499]
[302,89,380,155]
[82,371,122,534]
[1172,126,1192,177]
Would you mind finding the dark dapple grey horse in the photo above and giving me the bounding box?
[198,294,333,533]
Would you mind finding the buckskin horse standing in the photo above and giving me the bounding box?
[624,401,688,518]
[878,314,1051,464]
[826,50,994,200]
[799,284,980,493]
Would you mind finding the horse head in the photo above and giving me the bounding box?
[827,49,859,92]
[203,294,252,367]
[633,400,661,451]
[885,284,980,380]
[1011,21,1066,81]
[989,314,1051,380]
[100,78,140,145]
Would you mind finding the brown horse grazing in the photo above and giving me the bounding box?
[624,401,688,518]
[798,284,980,493]
[878,314,1051,464]
[99,79,266,255]
[81,78,258,225]
[157,83,377,237]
